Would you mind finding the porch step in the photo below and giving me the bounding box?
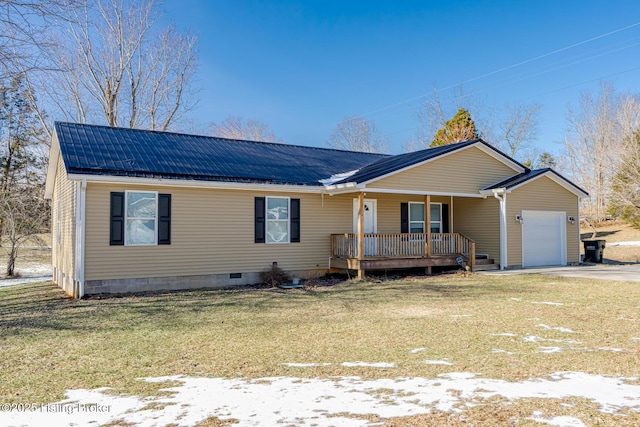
[473,263,499,271]
[475,258,495,265]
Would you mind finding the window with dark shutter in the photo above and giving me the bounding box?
[442,204,450,233]
[400,202,408,233]
[255,197,265,243]
[110,192,125,245]
[158,194,171,244]
[290,198,300,243]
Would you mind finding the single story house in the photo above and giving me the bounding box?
[45,122,588,298]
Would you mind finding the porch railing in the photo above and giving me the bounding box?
[331,232,475,263]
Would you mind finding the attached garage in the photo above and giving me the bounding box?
[482,169,589,270]
[521,210,566,267]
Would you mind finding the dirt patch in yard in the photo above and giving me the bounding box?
[581,220,640,264]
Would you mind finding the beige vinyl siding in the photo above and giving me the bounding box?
[375,194,449,234]
[84,184,356,280]
[453,196,501,262]
[52,155,76,293]
[367,146,518,194]
[506,176,580,266]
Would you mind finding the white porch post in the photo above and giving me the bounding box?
[357,191,365,279]
[494,191,508,270]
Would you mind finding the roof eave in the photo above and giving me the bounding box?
[44,132,60,199]
[65,172,328,193]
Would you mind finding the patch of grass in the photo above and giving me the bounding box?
[1,273,639,423]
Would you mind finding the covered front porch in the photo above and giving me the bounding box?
[327,191,492,278]
[330,232,476,275]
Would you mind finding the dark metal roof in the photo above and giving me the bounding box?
[483,168,589,195]
[55,122,387,186]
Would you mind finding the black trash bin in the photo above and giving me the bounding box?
[583,239,606,263]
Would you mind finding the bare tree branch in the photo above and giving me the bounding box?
[327,116,386,153]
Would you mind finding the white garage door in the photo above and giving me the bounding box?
[522,210,566,267]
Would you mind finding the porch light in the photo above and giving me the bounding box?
[515,215,523,224]
[568,216,576,224]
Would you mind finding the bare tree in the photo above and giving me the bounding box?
[0,187,47,277]
[327,116,386,153]
[563,82,640,223]
[411,86,488,150]
[34,0,198,132]
[0,1,74,79]
[209,116,282,142]
[497,102,541,158]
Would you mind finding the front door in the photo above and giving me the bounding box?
[353,199,377,256]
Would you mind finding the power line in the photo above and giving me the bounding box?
[360,21,640,118]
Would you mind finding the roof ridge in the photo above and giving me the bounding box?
[54,121,390,157]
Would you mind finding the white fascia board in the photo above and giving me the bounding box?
[65,173,326,194]
[504,171,589,198]
[358,187,485,198]
[479,188,505,197]
[361,141,525,187]
[44,133,60,199]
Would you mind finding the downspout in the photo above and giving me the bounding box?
[74,180,87,298]
[493,191,508,270]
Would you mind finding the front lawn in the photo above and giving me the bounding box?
[1,273,639,425]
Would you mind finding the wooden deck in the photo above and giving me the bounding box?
[330,233,476,272]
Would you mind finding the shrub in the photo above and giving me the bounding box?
[259,263,291,287]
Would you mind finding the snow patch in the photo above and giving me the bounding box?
[410,347,427,354]
[424,359,453,365]
[536,324,576,333]
[341,362,396,368]
[491,333,518,337]
[318,169,359,186]
[538,346,564,354]
[529,411,586,427]
[597,347,627,353]
[451,314,473,318]
[491,349,515,354]
[510,298,564,306]
[6,372,640,426]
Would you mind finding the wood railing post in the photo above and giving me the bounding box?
[470,241,476,271]
[425,195,431,257]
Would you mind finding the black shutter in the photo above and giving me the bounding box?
[400,202,409,233]
[290,198,300,243]
[442,204,450,233]
[158,194,171,244]
[255,197,265,243]
[110,192,125,245]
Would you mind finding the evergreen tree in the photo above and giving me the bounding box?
[430,108,479,147]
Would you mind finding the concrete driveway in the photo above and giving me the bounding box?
[479,264,640,282]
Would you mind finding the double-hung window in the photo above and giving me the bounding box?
[266,196,290,244]
[401,202,444,234]
[254,196,300,244]
[408,202,425,233]
[110,191,171,246]
[126,191,158,245]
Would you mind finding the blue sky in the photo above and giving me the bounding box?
[161,1,640,156]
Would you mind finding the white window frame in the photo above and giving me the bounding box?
[125,190,158,246]
[266,196,290,244]
[408,202,425,233]
[430,202,442,233]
